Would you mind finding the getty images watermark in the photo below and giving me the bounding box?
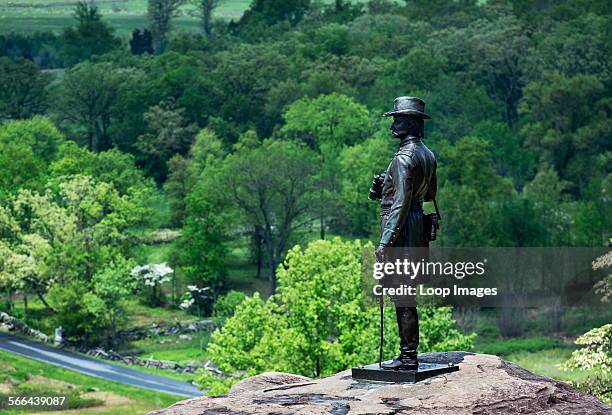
[361,247,609,307]
[372,257,497,299]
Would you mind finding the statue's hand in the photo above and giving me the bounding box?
[375,245,387,263]
[368,173,385,201]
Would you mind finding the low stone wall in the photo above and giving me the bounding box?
[86,347,223,375]
[113,319,218,343]
[0,311,50,343]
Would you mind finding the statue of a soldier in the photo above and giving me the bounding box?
[369,96,437,371]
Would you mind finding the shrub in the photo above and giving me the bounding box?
[563,323,611,404]
[213,290,247,320]
[564,324,611,373]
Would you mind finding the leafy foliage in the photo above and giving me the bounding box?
[202,238,474,391]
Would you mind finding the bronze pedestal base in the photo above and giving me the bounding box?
[351,361,458,383]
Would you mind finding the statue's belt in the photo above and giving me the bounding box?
[380,202,423,216]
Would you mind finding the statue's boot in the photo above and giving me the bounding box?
[381,306,419,370]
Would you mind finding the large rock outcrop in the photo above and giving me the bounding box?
[150,352,610,414]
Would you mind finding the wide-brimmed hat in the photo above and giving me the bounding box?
[382,96,431,119]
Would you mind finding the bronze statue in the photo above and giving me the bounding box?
[370,96,437,371]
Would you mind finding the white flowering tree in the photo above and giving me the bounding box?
[131,263,173,306]
[562,252,612,404]
[179,285,211,317]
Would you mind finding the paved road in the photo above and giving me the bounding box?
[0,332,202,398]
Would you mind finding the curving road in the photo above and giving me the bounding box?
[0,332,203,398]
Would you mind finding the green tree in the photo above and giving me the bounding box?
[164,128,225,226]
[403,0,481,28]
[137,99,198,181]
[174,197,226,298]
[106,66,155,155]
[210,44,290,140]
[148,0,185,53]
[0,142,45,198]
[563,323,611,404]
[436,136,514,246]
[282,93,371,238]
[194,0,222,36]
[48,256,136,345]
[0,240,28,311]
[0,58,49,121]
[0,116,65,164]
[0,117,65,197]
[429,16,528,127]
[164,155,191,226]
[239,0,311,28]
[562,251,611,403]
[525,13,611,83]
[51,62,122,152]
[471,120,536,188]
[199,138,318,293]
[338,130,394,237]
[520,71,609,197]
[523,165,572,245]
[370,48,447,110]
[212,290,247,320]
[60,1,120,66]
[1,189,79,309]
[403,76,498,144]
[149,52,216,126]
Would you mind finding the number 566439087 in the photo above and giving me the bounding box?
[7,396,66,407]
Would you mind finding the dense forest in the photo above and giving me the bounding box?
[0,0,610,402]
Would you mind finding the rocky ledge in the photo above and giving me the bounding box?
[150,352,610,415]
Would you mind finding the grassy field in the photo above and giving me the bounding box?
[0,0,377,35]
[121,330,211,364]
[0,350,182,414]
[505,348,596,384]
[473,337,589,382]
[0,0,250,34]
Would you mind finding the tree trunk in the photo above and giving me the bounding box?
[36,291,54,311]
[201,0,215,36]
[319,152,326,240]
[23,293,28,322]
[320,214,325,240]
[268,256,277,295]
[319,177,325,240]
[255,227,263,280]
[171,274,176,306]
[263,232,277,294]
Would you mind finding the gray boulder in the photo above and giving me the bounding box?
[149,352,610,415]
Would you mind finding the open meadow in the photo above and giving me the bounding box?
[0,0,250,34]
